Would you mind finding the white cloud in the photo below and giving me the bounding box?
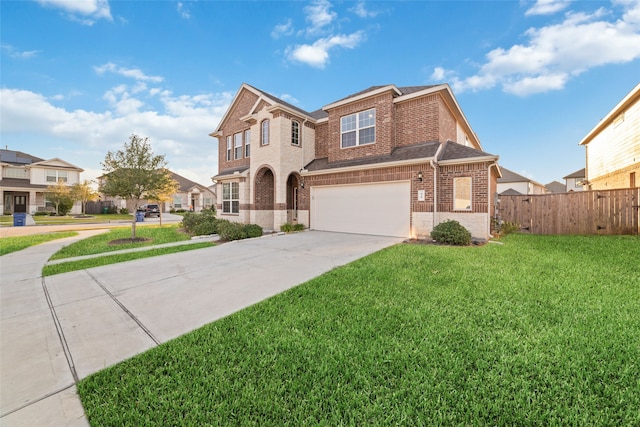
[303,0,337,35]
[351,1,380,18]
[1,44,41,59]
[443,1,640,96]
[177,2,191,19]
[271,19,294,39]
[286,32,364,68]
[525,0,572,16]
[279,94,299,104]
[94,62,164,83]
[37,0,112,24]
[0,84,234,186]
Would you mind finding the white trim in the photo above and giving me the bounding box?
[302,157,436,177]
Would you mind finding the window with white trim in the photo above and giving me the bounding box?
[453,177,472,211]
[261,120,270,146]
[3,167,28,179]
[46,170,68,183]
[222,182,239,214]
[291,120,300,146]
[244,129,251,157]
[341,108,375,148]
[234,133,242,160]
[226,136,232,161]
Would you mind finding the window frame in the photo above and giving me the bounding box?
[234,133,243,160]
[226,136,232,161]
[453,177,472,211]
[222,182,240,214]
[261,119,270,146]
[340,108,376,149]
[46,169,68,183]
[244,129,251,157]
[291,120,300,146]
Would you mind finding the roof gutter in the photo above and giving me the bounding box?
[301,156,436,177]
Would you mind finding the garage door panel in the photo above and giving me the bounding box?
[311,182,410,237]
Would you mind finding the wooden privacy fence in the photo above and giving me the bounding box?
[498,188,640,235]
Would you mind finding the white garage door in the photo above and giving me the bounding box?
[311,181,410,237]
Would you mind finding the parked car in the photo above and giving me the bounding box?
[138,204,160,217]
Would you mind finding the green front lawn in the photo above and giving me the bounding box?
[78,234,640,425]
[0,232,78,256]
[0,214,133,226]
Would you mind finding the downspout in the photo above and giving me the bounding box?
[487,161,498,238]
[430,143,445,231]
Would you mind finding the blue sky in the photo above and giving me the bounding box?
[1,0,639,187]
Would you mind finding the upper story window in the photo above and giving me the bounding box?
[234,133,243,160]
[341,108,375,148]
[261,120,270,146]
[291,120,300,146]
[226,136,232,161]
[3,167,28,179]
[46,169,68,183]
[244,129,251,157]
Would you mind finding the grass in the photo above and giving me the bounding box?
[49,225,191,260]
[78,234,640,425]
[0,232,78,256]
[42,242,214,276]
[0,214,134,226]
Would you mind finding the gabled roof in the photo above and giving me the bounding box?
[170,171,212,192]
[579,82,640,146]
[498,167,532,183]
[212,165,250,180]
[545,181,566,193]
[500,188,524,196]
[31,157,83,171]
[563,168,585,179]
[437,141,496,163]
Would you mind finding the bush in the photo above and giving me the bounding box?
[181,209,218,236]
[431,220,472,246]
[500,221,520,235]
[217,220,247,241]
[243,224,263,238]
[293,223,305,231]
[280,223,305,233]
[34,211,49,216]
[119,207,129,215]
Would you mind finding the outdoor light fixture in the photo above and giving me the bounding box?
[300,180,305,189]
[417,171,423,182]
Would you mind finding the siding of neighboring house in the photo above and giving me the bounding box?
[581,83,640,190]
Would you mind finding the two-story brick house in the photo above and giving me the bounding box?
[211,83,500,239]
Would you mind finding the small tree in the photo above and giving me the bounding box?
[100,134,176,240]
[45,180,73,216]
[147,175,180,227]
[71,180,98,215]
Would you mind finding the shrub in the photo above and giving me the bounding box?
[243,224,263,238]
[431,220,472,246]
[34,211,49,216]
[293,223,305,231]
[500,221,520,235]
[181,209,218,236]
[108,206,118,214]
[217,220,247,241]
[119,208,129,215]
[280,223,293,233]
[170,208,176,213]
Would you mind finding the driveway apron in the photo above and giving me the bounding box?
[1,231,402,426]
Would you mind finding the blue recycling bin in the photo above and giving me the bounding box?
[13,213,26,226]
[135,211,145,222]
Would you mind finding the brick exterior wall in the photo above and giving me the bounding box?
[253,167,275,210]
[438,96,457,143]
[395,94,440,146]
[315,122,328,159]
[218,90,257,172]
[325,92,395,163]
[437,162,491,214]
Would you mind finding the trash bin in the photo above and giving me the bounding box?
[135,211,145,222]
[13,213,26,227]
[102,206,109,214]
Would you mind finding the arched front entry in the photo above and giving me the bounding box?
[286,173,300,223]
[254,166,275,230]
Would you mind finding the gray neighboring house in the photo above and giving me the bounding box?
[545,181,566,193]
[563,168,586,192]
[497,167,547,195]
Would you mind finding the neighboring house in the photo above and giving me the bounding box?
[545,181,566,194]
[211,83,501,239]
[563,168,586,192]
[99,170,215,213]
[0,148,83,214]
[579,83,640,190]
[497,167,546,195]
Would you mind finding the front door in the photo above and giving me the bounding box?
[14,195,27,213]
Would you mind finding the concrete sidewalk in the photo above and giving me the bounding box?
[1,231,403,426]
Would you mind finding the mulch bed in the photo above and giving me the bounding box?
[108,238,152,245]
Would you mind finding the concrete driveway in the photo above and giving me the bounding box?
[1,231,403,426]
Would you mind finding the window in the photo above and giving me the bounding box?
[291,120,300,146]
[261,120,270,145]
[46,170,68,183]
[3,167,28,179]
[453,177,472,211]
[234,133,242,160]
[341,108,375,148]
[222,182,239,214]
[173,196,182,209]
[244,129,251,157]
[226,136,232,161]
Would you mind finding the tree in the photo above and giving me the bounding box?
[45,180,74,216]
[147,176,180,227]
[71,180,98,215]
[100,134,176,240]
